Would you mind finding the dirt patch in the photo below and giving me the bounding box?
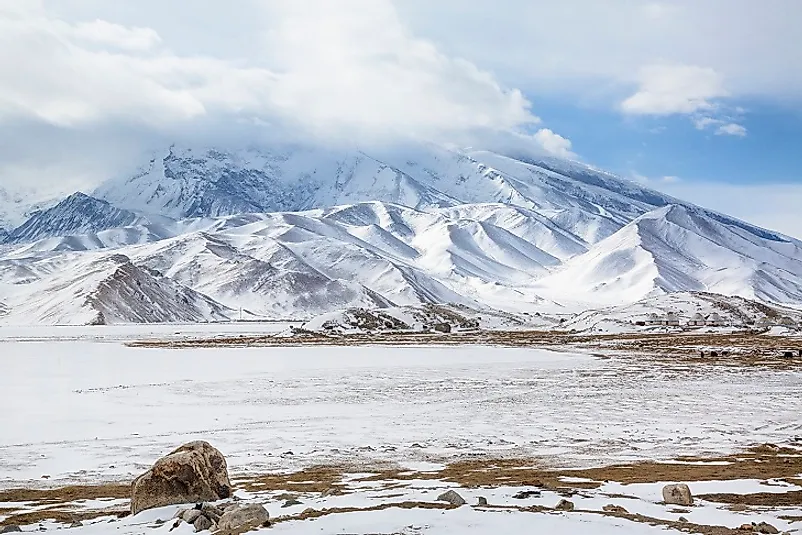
[128,330,802,369]
[354,444,802,491]
[0,483,130,505]
[271,501,456,524]
[698,490,802,507]
[0,506,128,527]
[237,466,347,494]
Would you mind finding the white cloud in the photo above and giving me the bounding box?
[715,123,747,137]
[70,19,161,51]
[532,128,576,158]
[621,64,727,115]
[0,0,537,143]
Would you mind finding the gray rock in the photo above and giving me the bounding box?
[477,496,488,506]
[182,509,202,523]
[512,490,542,499]
[193,514,214,532]
[201,503,223,517]
[69,521,84,528]
[282,499,303,508]
[131,441,232,515]
[436,490,466,506]
[0,527,22,534]
[754,522,780,534]
[217,503,270,531]
[662,484,693,506]
[678,516,688,523]
[555,499,575,511]
[602,504,628,513]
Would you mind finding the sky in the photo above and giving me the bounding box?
[0,0,800,236]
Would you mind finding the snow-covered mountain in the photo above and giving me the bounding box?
[2,141,801,325]
[4,192,148,244]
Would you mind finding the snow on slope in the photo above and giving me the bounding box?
[536,204,802,306]
[0,252,229,325]
[0,202,578,322]
[3,192,149,244]
[562,291,802,334]
[3,198,802,324]
[89,143,689,246]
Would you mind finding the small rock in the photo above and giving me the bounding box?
[678,517,689,523]
[437,490,466,506]
[217,503,270,531]
[602,504,628,514]
[662,484,693,506]
[477,496,488,506]
[754,522,780,534]
[730,503,748,512]
[0,527,22,534]
[201,503,223,517]
[182,509,202,523]
[282,499,303,508]
[193,514,213,532]
[69,521,84,528]
[555,499,574,511]
[301,508,317,516]
[512,489,542,499]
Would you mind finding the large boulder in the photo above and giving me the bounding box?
[662,483,693,506]
[131,441,232,514]
[217,504,270,532]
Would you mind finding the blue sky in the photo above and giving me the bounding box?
[1,0,800,235]
[535,98,802,186]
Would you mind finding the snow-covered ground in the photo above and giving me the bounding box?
[3,328,801,487]
[2,329,802,533]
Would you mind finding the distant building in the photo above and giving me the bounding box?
[707,312,725,327]
[688,312,706,326]
[665,312,680,326]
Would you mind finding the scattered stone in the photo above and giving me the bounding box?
[182,509,202,523]
[282,499,303,508]
[69,521,83,528]
[433,323,451,333]
[754,522,780,534]
[301,508,317,516]
[217,503,270,532]
[131,441,232,514]
[0,527,22,534]
[602,504,628,514]
[193,514,213,533]
[678,517,689,523]
[555,499,575,511]
[662,484,693,506]
[512,490,542,499]
[437,490,466,506]
[730,503,748,512]
[476,496,488,506]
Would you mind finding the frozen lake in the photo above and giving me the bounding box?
[2,327,801,487]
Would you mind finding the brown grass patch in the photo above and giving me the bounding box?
[0,506,128,527]
[698,490,802,507]
[0,483,130,505]
[237,466,346,494]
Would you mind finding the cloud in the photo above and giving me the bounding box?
[532,128,576,158]
[621,64,727,116]
[715,123,747,137]
[0,0,537,143]
[630,172,681,185]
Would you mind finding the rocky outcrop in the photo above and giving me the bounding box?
[217,503,270,532]
[436,490,466,506]
[662,483,693,506]
[131,441,232,514]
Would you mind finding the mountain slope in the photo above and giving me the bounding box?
[4,193,147,244]
[536,204,802,305]
[0,252,229,325]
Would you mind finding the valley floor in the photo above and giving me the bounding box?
[1,325,801,533]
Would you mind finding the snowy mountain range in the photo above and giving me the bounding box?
[1,142,801,325]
